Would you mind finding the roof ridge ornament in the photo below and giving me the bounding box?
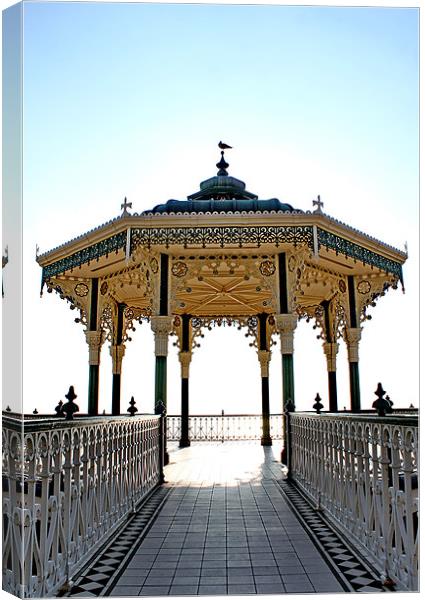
[121,197,133,217]
[312,194,324,214]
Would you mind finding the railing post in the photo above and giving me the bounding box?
[158,404,166,484]
[283,398,294,477]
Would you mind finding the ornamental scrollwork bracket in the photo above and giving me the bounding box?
[45,278,89,329]
[354,274,400,325]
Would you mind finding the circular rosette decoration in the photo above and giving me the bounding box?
[171,261,188,278]
[74,283,89,297]
[259,260,276,277]
[357,280,371,294]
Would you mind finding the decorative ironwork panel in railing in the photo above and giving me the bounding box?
[167,414,284,441]
[289,413,418,591]
[2,415,161,598]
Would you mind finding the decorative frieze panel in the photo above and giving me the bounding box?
[169,253,279,316]
[131,225,314,252]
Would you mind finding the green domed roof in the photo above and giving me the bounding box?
[144,151,299,215]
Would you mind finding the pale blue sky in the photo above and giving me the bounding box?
[3,1,419,414]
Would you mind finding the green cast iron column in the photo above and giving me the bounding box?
[155,356,167,414]
[277,253,297,464]
[87,278,100,416]
[153,253,170,465]
[111,303,126,416]
[258,313,272,446]
[179,315,191,448]
[322,300,338,412]
[347,276,361,412]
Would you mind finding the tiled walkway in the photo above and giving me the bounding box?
[108,442,347,596]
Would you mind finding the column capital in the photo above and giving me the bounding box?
[276,314,298,354]
[344,327,362,363]
[179,351,192,378]
[322,341,339,372]
[110,344,126,374]
[258,350,271,377]
[150,316,173,356]
[85,330,103,365]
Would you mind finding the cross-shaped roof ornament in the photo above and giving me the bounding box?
[121,197,133,217]
[312,194,324,214]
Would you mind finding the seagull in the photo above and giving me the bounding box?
[218,141,232,149]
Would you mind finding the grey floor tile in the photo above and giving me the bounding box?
[200,567,227,577]
[227,559,251,567]
[284,582,315,593]
[169,585,199,595]
[255,582,286,593]
[109,586,141,596]
[278,564,306,575]
[252,565,279,575]
[199,576,227,585]
[227,574,255,585]
[175,568,201,577]
[227,584,256,594]
[198,585,227,595]
[253,575,282,584]
[144,575,174,585]
[172,576,200,585]
[115,575,148,585]
[139,586,171,596]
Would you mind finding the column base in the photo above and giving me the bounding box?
[164,451,170,466]
[261,436,272,446]
[179,439,191,448]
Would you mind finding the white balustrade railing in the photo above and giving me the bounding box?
[289,413,418,590]
[167,414,284,441]
[2,414,162,598]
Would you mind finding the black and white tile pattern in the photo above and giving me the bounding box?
[63,486,170,597]
[278,480,387,593]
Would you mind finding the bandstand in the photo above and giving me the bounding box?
[3,149,417,599]
[37,149,407,448]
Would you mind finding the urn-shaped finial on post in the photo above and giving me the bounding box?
[127,396,137,416]
[313,393,324,414]
[372,382,392,417]
[62,386,79,420]
[55,400,65,417]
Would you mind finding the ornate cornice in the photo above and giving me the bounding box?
[317,229,403,281]
[39,220,406,284]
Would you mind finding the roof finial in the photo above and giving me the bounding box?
[121,197,132,217]
[312,194,324,214]
[216,151,229,176]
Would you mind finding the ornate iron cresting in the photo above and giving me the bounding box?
[317,229,403,280]
[131,225,314,251]
[167,414,284,442]
[289,412,418,590]
[2,414,161,598]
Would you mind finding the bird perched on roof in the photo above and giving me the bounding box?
[218,141,232,149]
